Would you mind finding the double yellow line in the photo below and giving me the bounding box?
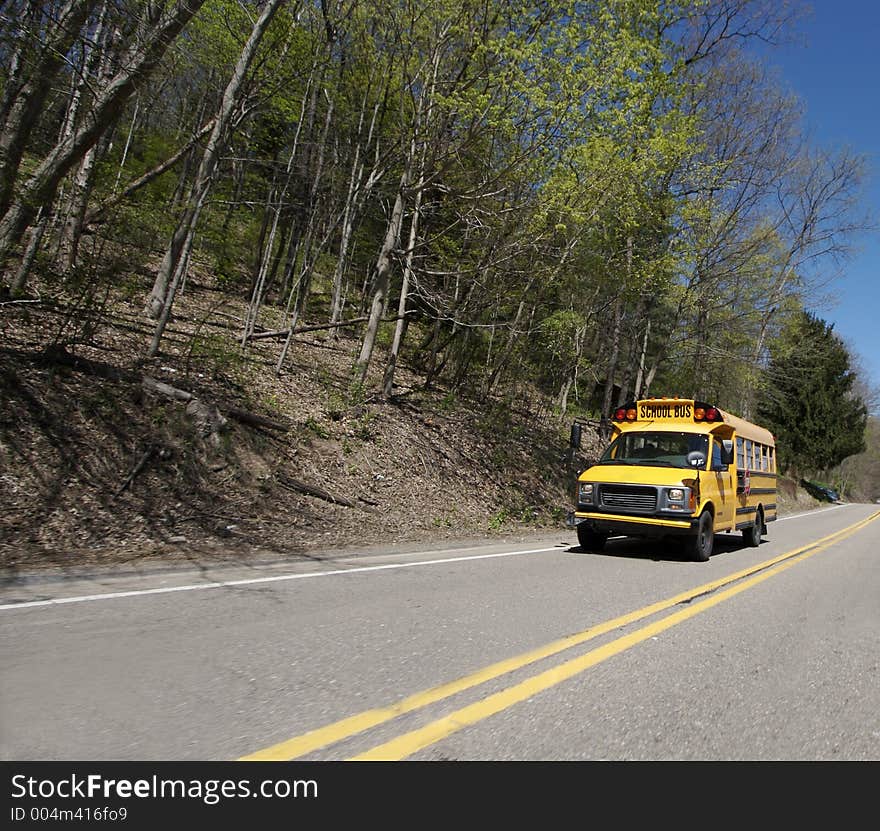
[240,510,880,762]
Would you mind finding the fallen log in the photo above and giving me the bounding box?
[142,376,288,433]
[275,472,357,508]
[226,406,290,432]
[246,311,416,342]
[142,375,192,402]
[247,317,370,341]
[114,445,156,497]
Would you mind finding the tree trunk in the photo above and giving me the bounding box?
[86,115,214,226]
[691,294,709,397]
[243,177,282,345]
[0,1,35,129]
[556,321,587,419]
[381,180,423,398]
[633,318,651,400]
[599,291,623,441]
[59,2,113,272]
[330,100,381,328]
[0,0,209,284]
[9,207,47,295]
[280,94,335,336]
[353,174,408,386]
[146,0,284,355]
[0,0,99,219]
[484,294,528,399]
[616,290,648,406]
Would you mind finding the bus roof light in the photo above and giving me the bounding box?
[613,402,637,422]
[693,401,723,423]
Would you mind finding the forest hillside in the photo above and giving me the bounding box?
[0,272,835,574]
[1,1,876,573]
[0,273,593,571]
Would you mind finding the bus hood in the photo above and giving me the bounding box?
[579,463,695,488]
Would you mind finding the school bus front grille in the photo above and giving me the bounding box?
[599,485,657,513]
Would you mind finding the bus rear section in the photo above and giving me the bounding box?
[569,399,777,561]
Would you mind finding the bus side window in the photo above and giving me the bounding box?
[736,437,744,469]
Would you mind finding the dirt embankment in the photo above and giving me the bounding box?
[1,285,580,574]
[0,282,829,576]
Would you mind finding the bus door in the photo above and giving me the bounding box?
[709,432,736,530]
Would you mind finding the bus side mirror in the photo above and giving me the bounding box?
[570,423,582,449]
[687,450,706,468]
[721,439,734,466]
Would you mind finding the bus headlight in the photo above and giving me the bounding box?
[578,483,594,504]
[663,487,689,511]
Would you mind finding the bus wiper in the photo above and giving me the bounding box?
[638,460,676,467]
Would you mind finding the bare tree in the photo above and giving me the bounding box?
[0,0,99,219]
[56,0,113,272]
[0,0,210,290]
[146,0,289,357]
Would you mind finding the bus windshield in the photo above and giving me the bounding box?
[599,431,709,469]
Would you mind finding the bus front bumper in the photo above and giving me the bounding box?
[567,511,697,538]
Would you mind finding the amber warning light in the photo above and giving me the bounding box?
[693,401,723,423]
[613,406,638,422]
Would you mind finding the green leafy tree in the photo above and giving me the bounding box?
[758,310,867,476]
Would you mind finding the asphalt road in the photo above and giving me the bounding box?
[2,503,878,761]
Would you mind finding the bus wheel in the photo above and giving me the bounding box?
[742,509,763,547]
[577,524,607,551]
[687,511,714,562]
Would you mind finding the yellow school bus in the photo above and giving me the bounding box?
[570,398,777,561]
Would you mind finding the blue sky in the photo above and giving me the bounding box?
[759,1,880,404]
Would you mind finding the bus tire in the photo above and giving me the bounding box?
[742,509,763,547]
[577,524,607,551]
[687,511,714,562]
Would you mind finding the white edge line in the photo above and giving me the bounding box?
[0,546,563,611]
[0,504,854,612]
[775,503,847,521]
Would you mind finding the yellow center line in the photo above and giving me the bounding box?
[350,512,879,761]
[240,510,880,762]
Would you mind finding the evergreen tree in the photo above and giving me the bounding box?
[758,311,867,475]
